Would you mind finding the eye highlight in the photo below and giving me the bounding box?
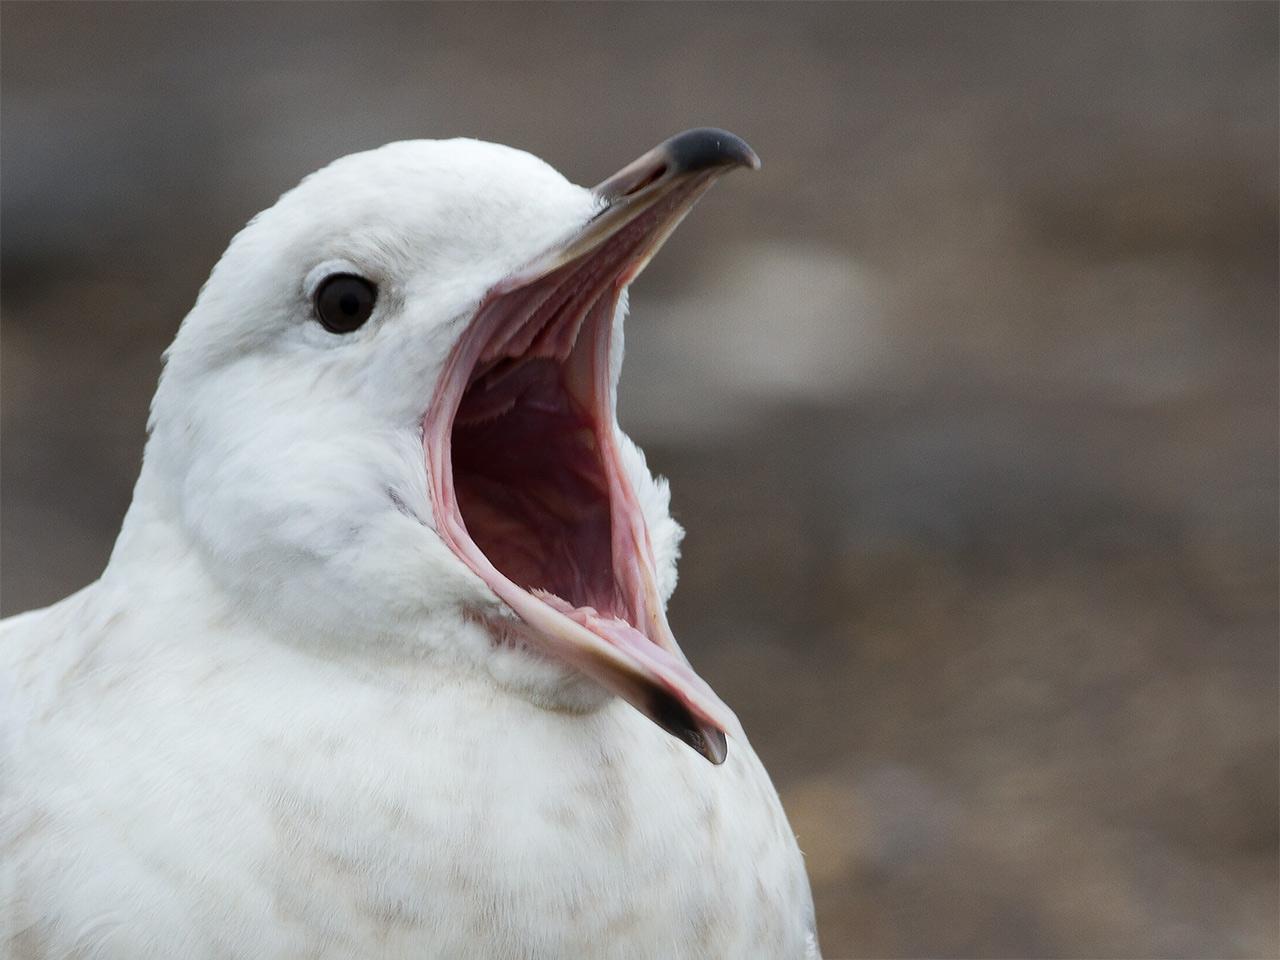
[314,274,377,334]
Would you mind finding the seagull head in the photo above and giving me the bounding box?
[141,129,758,763]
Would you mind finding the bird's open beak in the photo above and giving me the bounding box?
[424,129,759,763]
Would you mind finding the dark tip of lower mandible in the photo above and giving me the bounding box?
[661,128,761,174]
[649,688,730,764]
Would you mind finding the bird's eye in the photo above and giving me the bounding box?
[314,274,377,334]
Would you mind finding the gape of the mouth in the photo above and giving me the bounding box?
[438,209,665,646]
[422,132,758,761]
[423,188,739,764]
[451,301,628,629]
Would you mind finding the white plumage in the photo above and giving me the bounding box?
[1,134,818,958]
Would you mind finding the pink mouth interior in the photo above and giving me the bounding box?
[422,198,739,759]
[452,353,624,623]
[441,205,664,637]
[425,197,672,635]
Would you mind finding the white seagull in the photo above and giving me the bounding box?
[2,129,819,958]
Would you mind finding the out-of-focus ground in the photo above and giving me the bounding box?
[2,3,1276,957]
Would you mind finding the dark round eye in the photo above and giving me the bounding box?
[314,274,377,334]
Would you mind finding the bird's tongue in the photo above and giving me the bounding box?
[533,592,699,687]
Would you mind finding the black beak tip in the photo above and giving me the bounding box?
[701,726,729,765]
[663,127,761,175]
[650,689,730,764]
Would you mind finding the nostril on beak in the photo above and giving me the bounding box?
[623,163,668,198]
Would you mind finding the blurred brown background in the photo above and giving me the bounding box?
[2,3,1277,957]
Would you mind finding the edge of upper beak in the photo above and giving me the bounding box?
[592,127,761,202]
[498,128,760,292]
